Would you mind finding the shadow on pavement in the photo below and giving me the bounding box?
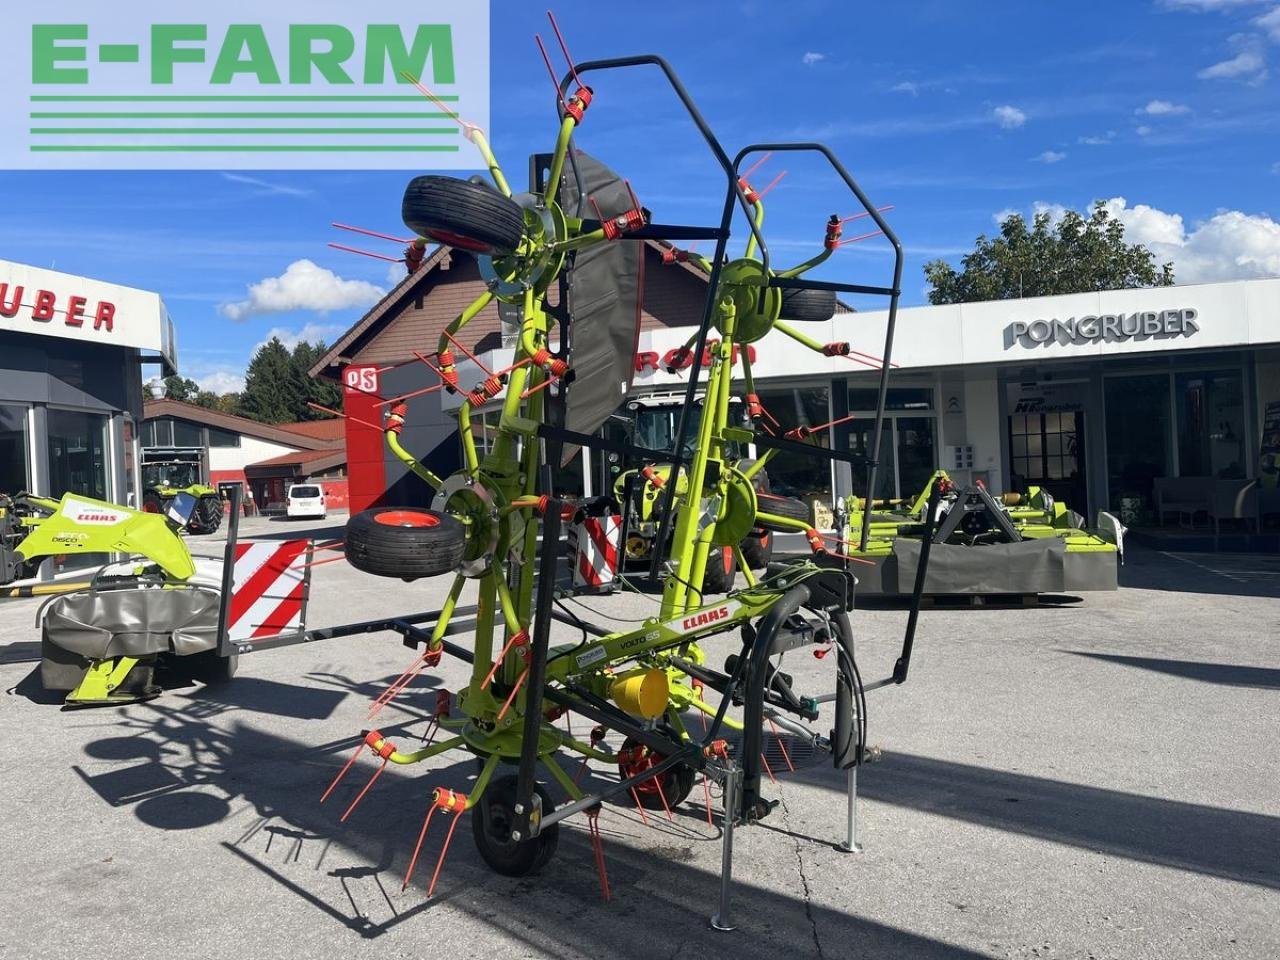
[794,751,1280,891]
[1119,546,1280,598]
[65,695,997,958]
[1064,651,1280,690]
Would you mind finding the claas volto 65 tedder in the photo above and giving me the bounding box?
[313,12,937,922]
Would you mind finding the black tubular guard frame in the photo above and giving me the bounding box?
[737,570,859,820]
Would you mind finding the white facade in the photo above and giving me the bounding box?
[630,277,1280,522]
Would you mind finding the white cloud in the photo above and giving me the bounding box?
[1105,197,1280,281]
[253,322,346,356]
[1160,0,1268,9]
[1035,150,1067,164]
[1032,201,1071,225]
[1138,99,1190,115]
[999,197,1280,283]
[1272,160,1280,174]
[1078,130,1116,145]
[993,105,1026,128]
[1197,34,1268,83]
[194,370,246,394]
[1257,6,1280,41]
[220,173,312,197]
[1136,124,1154,136]
[993,207,1020,225]
[890,81,919,95]
[220,259,385,321]
[801,52,825,65]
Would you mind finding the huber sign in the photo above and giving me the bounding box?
[0,283,116,331]
[0,258,176,370]
[1007,308,1200,349]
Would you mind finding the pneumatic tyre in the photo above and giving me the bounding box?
[188,495,223,534]
[402,175,525,256]
[182,650,238,685]
[779,287,837,322]
[471,775,559,876]
[700,545,738,595]
[740,529,774,569]
[344,507,466,581]
[756,493,810,531]
[619,733,697,811]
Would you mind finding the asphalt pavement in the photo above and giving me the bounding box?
[0,515,1277,960]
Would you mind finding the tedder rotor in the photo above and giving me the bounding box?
[311,13,936,925]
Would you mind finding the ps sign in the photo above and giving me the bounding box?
[344,366,379,396]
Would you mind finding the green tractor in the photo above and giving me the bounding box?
[607,395,808,591]
[140,449,223,535]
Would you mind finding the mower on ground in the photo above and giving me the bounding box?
[4,489,304,706]
[832,470,1125,597]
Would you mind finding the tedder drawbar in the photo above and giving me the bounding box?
[253,15,939,927]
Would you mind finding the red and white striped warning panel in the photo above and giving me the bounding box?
[570,515,621,589]
[226,540,311,643]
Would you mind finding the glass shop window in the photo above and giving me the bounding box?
[0,404,29,495]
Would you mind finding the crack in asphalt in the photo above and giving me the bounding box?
[779,791,825,960]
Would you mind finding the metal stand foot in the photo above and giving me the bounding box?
[837,765,862,853]
[710,761,740,931]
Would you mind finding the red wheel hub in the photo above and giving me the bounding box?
[423,228,492,254]
[619,744,670,797]
[374,510,439,528]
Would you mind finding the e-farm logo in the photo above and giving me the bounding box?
[2,2,490,170]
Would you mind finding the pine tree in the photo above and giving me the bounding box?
[240,337,305,423]
[291,341,342,419]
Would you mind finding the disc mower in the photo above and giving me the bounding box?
[315,14,930,922]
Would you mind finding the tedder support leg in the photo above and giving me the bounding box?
[838,765,862,853]
[710,759,741,932]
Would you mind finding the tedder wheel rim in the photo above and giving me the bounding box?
[373,510,441,528]
[471,775,559,876]
[619,737,697,809]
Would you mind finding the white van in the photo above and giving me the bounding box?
[286,483,327,520]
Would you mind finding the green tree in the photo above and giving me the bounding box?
[924,201,1175,305]
[162,375,200,401]
[291,340,342,419]
[239,337,307,423]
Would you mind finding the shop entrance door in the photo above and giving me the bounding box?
[1008,411,1087,515]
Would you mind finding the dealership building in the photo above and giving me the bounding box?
[317,260,1279,532]
[0,258,176,540]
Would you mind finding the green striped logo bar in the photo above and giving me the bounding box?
[5,3,490,169]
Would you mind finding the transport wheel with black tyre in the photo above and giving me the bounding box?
[402,176,525,256]
[471,775,559,876]
[345,508,466,580]
[756,493,811,530]
[779,286,837,322]
[184,650,238,685]
[618,733,697,811]
[740,529,774,569]
[701,545,738,595]
[188,496,223,534]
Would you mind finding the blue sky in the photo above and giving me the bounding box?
[2,0,1278,393]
